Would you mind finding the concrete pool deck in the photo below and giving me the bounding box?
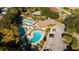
[36,18,57,28]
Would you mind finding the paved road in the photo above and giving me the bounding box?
[45,23,67,51]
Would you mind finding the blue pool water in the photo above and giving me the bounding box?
[24,20,33,25]
[31,31,42,43]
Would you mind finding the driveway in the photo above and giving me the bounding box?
[45,23,67,51]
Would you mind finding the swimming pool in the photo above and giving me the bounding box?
[31,30,45,44]
[23,19,34,25]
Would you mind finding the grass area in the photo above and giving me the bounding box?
[45,27,50,35]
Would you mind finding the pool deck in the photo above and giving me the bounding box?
[36,18,57,28]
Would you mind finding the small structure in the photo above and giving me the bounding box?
[32,11,41,16]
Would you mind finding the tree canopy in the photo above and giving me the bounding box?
[41,8,59,19]
[64,13,79,34]
[0,8,21,50]
[62,33,79,50]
